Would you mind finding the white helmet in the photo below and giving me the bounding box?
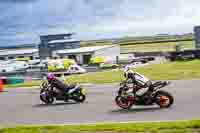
[124,65,131,72]
[124,65,134,78]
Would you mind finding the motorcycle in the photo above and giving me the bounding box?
[40,81,86,104]
[115,80,174,109]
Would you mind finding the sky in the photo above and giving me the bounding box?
[0,0,200,46]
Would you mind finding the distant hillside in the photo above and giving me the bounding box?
[81,33,195,47]
[0,33,195,53]
[0,44,37,50]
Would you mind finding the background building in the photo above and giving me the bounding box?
[0,33,121,65]
[0,48,39,60]
[39,33,80,59]
[54,45,120,65]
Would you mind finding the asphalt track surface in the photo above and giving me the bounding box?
[0,80,200,126]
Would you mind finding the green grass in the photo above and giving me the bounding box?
[82,40,195,53]
[81,34,195,53]
[1,120,200,133]
[65,59,200,84]
[4,60,200,88]
[135,60,200,80]
[65,69,124,84]
[120,40,195,53]
[4,80,42,89]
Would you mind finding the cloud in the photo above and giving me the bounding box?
[0,0,200,45]
[88,0,200,36]
[0,0,38,3]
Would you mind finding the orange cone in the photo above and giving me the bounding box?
[0,79,3,92]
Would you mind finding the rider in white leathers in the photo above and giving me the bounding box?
[123,66,152,96]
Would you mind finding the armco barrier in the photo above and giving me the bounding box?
[0,76,42,85]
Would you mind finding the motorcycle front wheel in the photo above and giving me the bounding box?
[115,96,133,109]
[40,89,54,104]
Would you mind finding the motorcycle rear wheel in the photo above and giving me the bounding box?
[154,90,174,108]
[73,88,86,103]
[74,94,86,103]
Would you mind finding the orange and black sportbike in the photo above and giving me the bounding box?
[115,80,174,109]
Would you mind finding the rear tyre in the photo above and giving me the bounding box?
[154,90,174,108]
[75,94,86,103]
[74,88,86,103]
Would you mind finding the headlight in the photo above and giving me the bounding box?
[81,88,87,95]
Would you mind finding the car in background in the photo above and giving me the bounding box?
[99,63,119,69]
[0,60,29,73]
[131,56,155,64]
[176,53,195,60]
[168,53,195,61]
[51,64,87,77]
[67,64,87,74]
[125,62,144,69]
[28,61,46,69]
[28,59,41,65]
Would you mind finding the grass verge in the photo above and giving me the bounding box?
[4,80,42,89]
[65,59,200,84]
[1,120,200,133]
[120,40,195,53]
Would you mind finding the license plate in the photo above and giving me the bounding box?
[81,88,86,95]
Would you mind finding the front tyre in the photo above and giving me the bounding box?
[154,90,174,108]
[115,96,132,109]
[40,89,54,104]
[40,81,48,89]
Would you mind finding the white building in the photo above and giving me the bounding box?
[0,45,120,65]
[0,48,39,60]
[54,45,120,64]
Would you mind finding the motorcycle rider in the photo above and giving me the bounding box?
[123,65,152,101]
[46,73,70,96]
